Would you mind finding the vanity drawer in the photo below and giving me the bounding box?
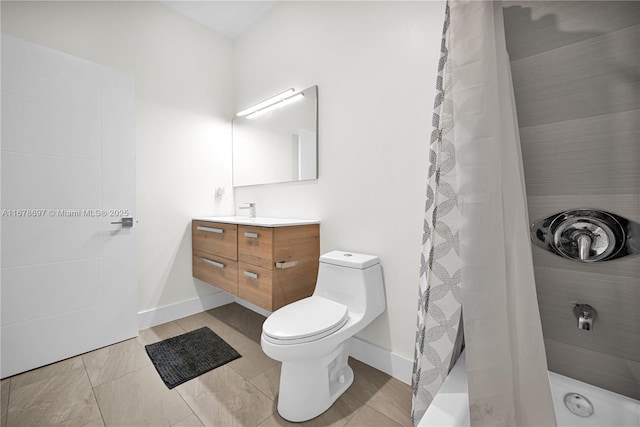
[238,225,273,270]
[193,250,238,295]
[238,262,273,311]
[192,221,237,260]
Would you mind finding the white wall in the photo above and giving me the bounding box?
[1,1,235,316]
[233,1,446,360]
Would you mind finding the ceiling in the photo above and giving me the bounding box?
[161,1,278,39]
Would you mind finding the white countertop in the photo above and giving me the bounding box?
[193,216,320,227]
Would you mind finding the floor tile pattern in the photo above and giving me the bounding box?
[1,303,412,426]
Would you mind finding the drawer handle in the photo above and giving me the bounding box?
[244,232,259,239]
[200,257,224,269]
[197,226,223,234]
[275,259,300,269]
[243,271,259,280]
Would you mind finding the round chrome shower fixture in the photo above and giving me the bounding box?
[530,209,639,262]
[551,210,623,262]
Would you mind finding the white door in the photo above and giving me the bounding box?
[1,35,138,378]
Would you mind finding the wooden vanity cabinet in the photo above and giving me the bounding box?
[192,221,237,259]
[192,220,319,312]
[192,221,238,295]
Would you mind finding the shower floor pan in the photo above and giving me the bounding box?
[418,351,640,427]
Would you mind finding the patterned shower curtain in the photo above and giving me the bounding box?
[411,2,556,426]
[411,4,462,425]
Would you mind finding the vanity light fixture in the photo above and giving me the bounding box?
[237,89,305,119]
[247,92,304,119]
[236,88,295,117]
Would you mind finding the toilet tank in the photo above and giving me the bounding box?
[313,251,385,320]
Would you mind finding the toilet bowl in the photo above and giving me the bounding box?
[261,250,386,422]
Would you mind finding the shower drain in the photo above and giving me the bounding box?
[564,393,594,417]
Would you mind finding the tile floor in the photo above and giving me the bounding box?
[1,303,412,427]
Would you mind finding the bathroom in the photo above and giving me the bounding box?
[1,1,638,426]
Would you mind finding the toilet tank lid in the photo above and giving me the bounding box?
[320,250,380,269]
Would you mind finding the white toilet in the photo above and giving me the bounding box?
[261,250,386,422]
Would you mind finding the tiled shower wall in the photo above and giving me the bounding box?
[504,1,639,399]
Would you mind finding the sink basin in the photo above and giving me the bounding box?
[193,216,320,227]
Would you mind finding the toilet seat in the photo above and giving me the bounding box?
[263,297,349,345]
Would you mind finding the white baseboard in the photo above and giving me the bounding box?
[138,293,414,385]
[349,337,414,385]
[137,291,234,330]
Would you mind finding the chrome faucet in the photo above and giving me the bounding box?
[239,202,256,218]
[573,304,595,331]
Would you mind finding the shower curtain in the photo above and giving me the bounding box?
[411,1,556,426]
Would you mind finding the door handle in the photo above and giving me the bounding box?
[111,217,134,227]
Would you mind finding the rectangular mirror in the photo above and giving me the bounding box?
[232,85,318,187]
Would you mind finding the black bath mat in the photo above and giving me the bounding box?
[145,326,241,389]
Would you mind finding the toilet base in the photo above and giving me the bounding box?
[277,344,353,422]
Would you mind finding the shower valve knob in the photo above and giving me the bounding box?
[530,209,639,262]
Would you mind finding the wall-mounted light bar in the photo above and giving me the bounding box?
[236,88,305,119]
[246,92,304,119]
